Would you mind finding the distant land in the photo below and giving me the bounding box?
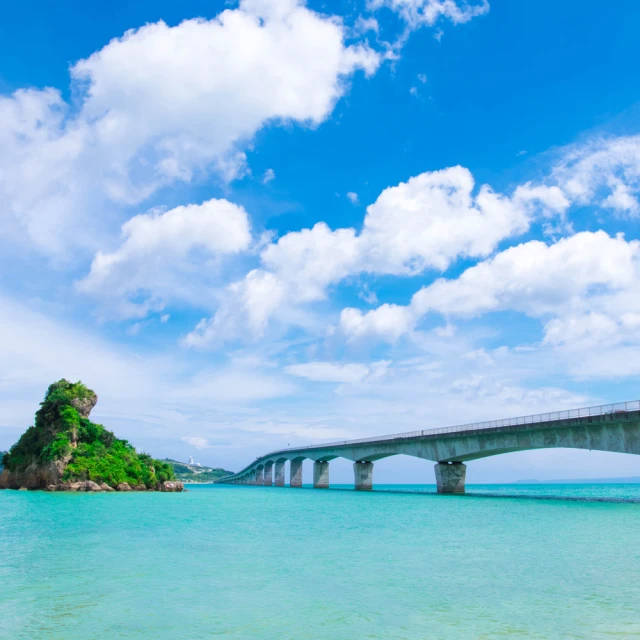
[163,459,233,483]
[516,477,640,484]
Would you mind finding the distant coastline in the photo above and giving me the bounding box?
[163,459,233,484]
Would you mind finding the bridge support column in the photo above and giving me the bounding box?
[354,461,373,491]
[263,462,273,486]
[290,459,303,488]
[313,461,329,489]
[275,461,285,486]
[255,467,264,486]
[435,462,466,494]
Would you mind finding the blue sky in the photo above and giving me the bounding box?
[1,0,640,482]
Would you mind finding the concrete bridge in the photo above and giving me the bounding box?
[217,400,640,493]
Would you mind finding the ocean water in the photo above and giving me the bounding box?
[1,484,640,639]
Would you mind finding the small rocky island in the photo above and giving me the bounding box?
[0,380,183,492]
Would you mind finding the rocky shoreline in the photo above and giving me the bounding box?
[0,465,185,492]
[6,480,184,492]
[44,480,184,492]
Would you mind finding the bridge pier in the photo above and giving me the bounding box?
[255,467,264,486]
[290,459,303,488]
[435,462,466,494]
[263,462,273,486]
[275,461,285,486]
[354,461,373,491]
[313,461,329,488]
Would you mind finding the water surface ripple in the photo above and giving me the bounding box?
[1,483,639,639]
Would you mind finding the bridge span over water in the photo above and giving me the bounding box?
[217,401,640,493]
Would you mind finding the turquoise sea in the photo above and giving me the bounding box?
[2,483,640,639]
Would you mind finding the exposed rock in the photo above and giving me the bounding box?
[100,483,115,492]
[44,484,57,492]
[116,482,132,492]
[160,480,184,492]
[70,480,102,492]
[18,486,28,491]
[69,393,97,418]
[0,457,69,490]
[134,484,147,491]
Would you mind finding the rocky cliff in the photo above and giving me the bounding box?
[0,380,182,492]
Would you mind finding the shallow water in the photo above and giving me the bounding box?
[1,484,640,639]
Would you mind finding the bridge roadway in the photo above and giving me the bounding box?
[216,400,640,493]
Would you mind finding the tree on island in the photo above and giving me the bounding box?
[0,379,181,492]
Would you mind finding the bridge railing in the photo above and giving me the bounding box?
[222,400,640,479]
[261,399,640,457]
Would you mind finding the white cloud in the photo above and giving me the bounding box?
[186,164,570,346]
[262,168,276,184]
[183,269,290,347]
[463,348,495,366]
[77,198,252,318]
[360,166,536,273]
[340,304,415,342]
[262,223,361,302]
[368,0,489,31]
[339,231,640,357]
[353,15,380,35]
[417,73,427,83]
[285,361,371,383]
[180,134,640,350]
[410,231,638,319]
[346,191,359,204]
[551,134,640,215]
[0,0,380,258]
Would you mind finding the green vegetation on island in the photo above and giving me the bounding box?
[0,380,178,491]
[163,459,233,483]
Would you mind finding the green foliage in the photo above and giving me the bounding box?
[2,379,174,488]
[42,433,72,461]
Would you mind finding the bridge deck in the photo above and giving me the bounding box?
[219,400,640,485]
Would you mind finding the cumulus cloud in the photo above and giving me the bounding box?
[262,223,361,302]
[0,0,380,258]
[340,231,640,353]
[410,231,638,319]
[360,166,547,273]
[340,304,415,342]
[77,198,252,318]
[183,269,290,347]
[182,133,640,350]
[185,164,572,346]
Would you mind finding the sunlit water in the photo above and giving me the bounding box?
[2,484,640,639]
